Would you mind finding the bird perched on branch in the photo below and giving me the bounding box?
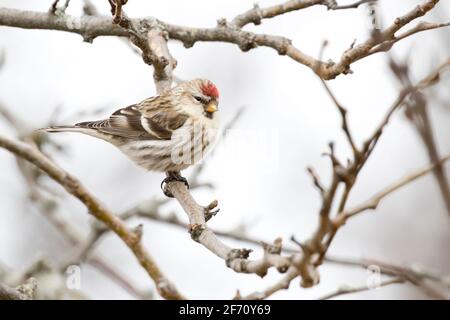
[40,79,220,197]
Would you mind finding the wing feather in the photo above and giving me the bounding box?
[75,96,189,141]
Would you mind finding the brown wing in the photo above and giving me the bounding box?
[75,96,189,140]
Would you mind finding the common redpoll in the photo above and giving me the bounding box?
[41,79,220,196]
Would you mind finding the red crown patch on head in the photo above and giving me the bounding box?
[201,82,219,99]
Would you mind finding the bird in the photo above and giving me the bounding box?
[40,78,220,197]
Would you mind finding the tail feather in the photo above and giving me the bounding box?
[37,123,113,141]
[38,125,88,133]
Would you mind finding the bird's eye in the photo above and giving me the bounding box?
[194,96,204,103]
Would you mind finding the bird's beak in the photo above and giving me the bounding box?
[206,101,218,114]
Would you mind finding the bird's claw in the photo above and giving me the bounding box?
[161,174,190,198]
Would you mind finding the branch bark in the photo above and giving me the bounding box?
[231,0,374,28]
[0,0,447,79]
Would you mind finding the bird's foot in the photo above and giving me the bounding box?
[161,172,190,198]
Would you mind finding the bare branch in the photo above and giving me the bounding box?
[108,0,128,24]
[369,21,450,56]
[306,166,326,197]
[112,186,450,299]
[326,256,449,299]
[231,0,375,28]
[238,267,299,300]
[389,57,450,216]
[329,0,375,10]
[0,278,36,300]
[117,199,450,297]
[320,0,445,78]
[301,57,450,275]
[0,135,184,300]
[89,257,153,299]
[231,0,323,28]
[49,0,60,14]
[339,153,450,220]
[166,179,292,277]
[318,277,404,300]
[49,0,71,15]
[147,28,177,93]
[0,103,151,298]
[0,0,447,79]
[320,80,359,156]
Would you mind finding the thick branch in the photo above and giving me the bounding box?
[0,1,447,79]
[166,181,291,277]
[147,28,177,93]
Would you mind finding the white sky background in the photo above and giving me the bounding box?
[0,0,449,299]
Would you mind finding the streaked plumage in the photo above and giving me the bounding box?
[42,79,220,173]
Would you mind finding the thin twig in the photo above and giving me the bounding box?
[318,277,404,300]
[339,154,450,220]
[231,0,375,28]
